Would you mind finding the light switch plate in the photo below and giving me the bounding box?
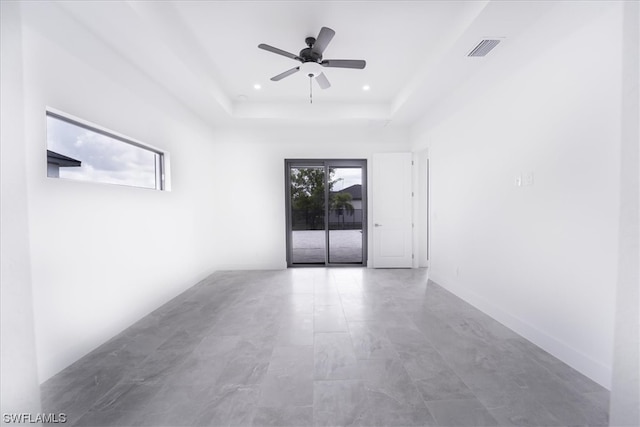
[525,172,534,186]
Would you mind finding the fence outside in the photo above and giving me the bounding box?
[292,209,363,230]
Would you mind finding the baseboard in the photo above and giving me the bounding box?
[429,273,612,389]
[213,262,287,271]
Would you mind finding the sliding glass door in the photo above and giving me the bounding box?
[289,165,326,264]
[329,166,364,263]
[286,159,367,266]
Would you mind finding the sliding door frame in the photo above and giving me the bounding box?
[285,159,367,267]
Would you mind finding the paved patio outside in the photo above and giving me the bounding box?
[292,229,363,264]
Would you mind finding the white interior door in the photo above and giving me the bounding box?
[372,153,413,268]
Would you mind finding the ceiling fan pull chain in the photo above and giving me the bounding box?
[309,73,313,104]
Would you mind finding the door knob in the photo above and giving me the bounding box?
[374,223,382,227]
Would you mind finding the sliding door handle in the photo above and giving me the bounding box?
[374,223,382,227]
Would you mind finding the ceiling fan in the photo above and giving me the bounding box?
[258,27,366,90]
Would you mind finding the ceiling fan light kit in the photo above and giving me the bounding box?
[258,26,366,103]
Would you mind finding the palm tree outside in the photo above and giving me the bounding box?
[330,192,355,229]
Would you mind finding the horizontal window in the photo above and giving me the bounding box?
[46,110,165,190]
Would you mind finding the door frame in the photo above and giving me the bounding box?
[285,159,368,267]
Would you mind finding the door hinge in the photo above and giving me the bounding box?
[411,160,414,166]
[412,254,415,259]
[412,223,415,228]
[411,192,414,197]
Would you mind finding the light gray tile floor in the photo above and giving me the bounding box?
[41,268,609,426]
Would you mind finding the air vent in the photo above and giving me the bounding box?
[468,39,501,57]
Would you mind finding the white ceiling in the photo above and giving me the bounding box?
[49,1,600,128]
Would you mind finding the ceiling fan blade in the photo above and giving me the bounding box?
[321,59,366,69]
[315,72,331,89]
[312,27,335,54]
[258,44,301,61]
[271,66,300,81]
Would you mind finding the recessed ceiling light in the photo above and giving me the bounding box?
[362,85,370,91]
[253,84,261,90]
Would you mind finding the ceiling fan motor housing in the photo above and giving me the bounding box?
[299,47,322,63]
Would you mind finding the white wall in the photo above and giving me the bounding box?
[610,1,640,424]
[0,1,42,414]
[20,3,220,382]
[208,125,410,270]
[412,4,622,387]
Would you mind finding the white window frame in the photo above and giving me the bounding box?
[45,108,170,191]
